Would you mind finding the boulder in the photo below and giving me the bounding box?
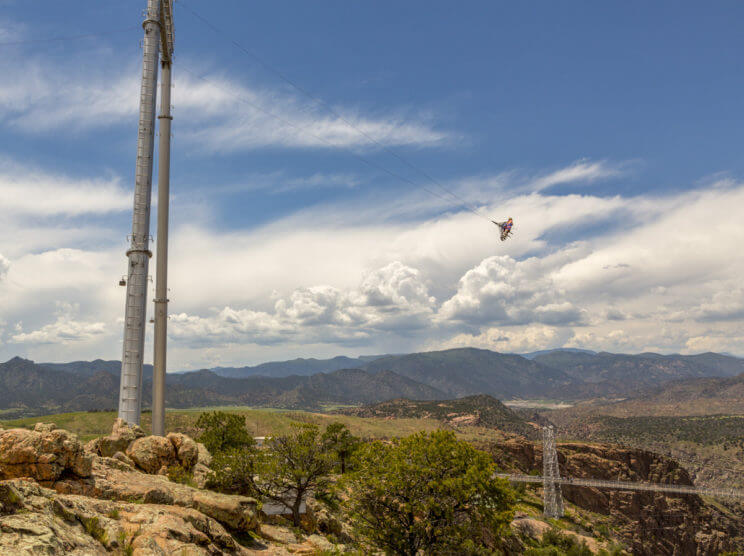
[167,432,199,469]
[83,438,101,456]
[0,482,25,515]
[97,418,145,458]
[192,490,259,532]
[111,451,135,469]
[126,435,177,474]
[0,428,92,482]
[511,515,550,540]
[307,497,353,542]
[196,442,212,467]
[192,462,212,489]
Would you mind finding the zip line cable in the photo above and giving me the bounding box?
[179,2,494,222]
[178,64,463,211]
[0,26,140,48]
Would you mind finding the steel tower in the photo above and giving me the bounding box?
[152,0,175,437]
[542,425,565,518]
[118,0,174,427]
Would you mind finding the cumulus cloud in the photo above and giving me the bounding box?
[435,324,570,353]
[2,153,744,365]
[169,262,436,347]
[11,302,107,344]
[695,287,744,322]
[438,255,586,326]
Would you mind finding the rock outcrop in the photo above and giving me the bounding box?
[167,432,198,468]
[85,420,201,476]
[0,425,92,483]
[126,435,177,474]
[88,418,146,458]
[54,452,259,533]
[0,479,249,554]
[0,423,266,554]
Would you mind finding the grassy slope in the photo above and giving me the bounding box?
[0,407,444,443]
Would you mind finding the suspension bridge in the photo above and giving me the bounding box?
[498,473,744,502]
[507,426,744,518]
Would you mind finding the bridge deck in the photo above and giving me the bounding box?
[496,474,744,500]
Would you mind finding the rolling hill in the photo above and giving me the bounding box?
[336,394,538,438]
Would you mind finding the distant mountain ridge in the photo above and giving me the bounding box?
[532,350,744,398]
[360,348,571,398]
[211,355,384,378]
[3,348,743,418]
[520,348,597,360]
[0,357,445,418]
[40,360,154,380]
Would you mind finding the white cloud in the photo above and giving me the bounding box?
[0,55,139,132]
[0,253,9,280]
[0,159,130,216]
[11,302,107,344]
[174,71,452,151]
[1,154,743,366]
[168,262,436,348]
[695,287,744,322]
[436,324,570,354]
[0,51,453,151]
[213,172,362,195]
[438,255,586,326]
[531,159,623,191]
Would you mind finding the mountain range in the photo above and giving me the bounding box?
[1,348,742,418]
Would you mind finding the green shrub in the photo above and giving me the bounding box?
[259,423,335,527]
[167,464,196,487]
[206,446,263,497]
[344,430,515,556]
[195,411,254,455]
[321,422,360,474]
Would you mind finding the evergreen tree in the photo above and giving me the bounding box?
[344,430,514,555]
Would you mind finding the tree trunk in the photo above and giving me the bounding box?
[291,495,302,527]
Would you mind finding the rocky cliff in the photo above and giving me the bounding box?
[0,421,263,554]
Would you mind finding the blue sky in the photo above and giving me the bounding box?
[0,1,742,368]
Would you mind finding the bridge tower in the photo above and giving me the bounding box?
[542,425,564,518]
[118,0,174,429]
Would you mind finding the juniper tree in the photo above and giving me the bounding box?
[344,430,514,555]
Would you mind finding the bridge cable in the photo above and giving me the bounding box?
[0,26,140,48]
[178,64,464,212]
[179,2,494,222]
